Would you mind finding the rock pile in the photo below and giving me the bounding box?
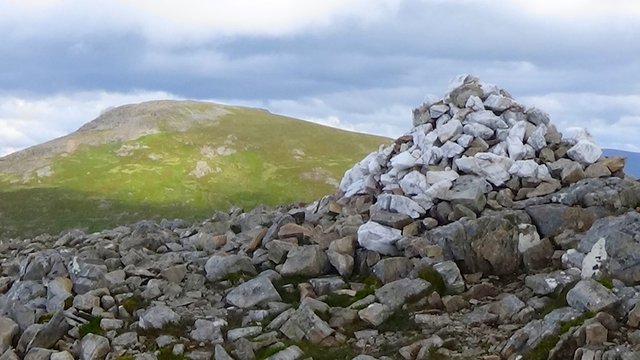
[1,76,640,360]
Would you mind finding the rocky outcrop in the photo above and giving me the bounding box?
[1,76,640,359]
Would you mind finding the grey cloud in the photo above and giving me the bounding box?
[1,0,639,153]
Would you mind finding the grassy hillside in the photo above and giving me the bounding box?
[0,102,388,239]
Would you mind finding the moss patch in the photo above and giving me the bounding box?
[37,312,54,324]
[274,275,310,305]
[138,321,193,339]
[79,316,103,337]
[114,355,135,360]
[225,271,254,286]
[595,275,614,289]
[538,281,578,317]
[426,347,449,360]
[418,267,446,295]
[377,308,419,333]
[323,285,378,309]
[255,344,287,360]
[157,346,186,360]
[120,295,145,315]
[294,341,358,360]
[522,311,595,360]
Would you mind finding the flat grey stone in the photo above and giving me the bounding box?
[280,245,330,277]
[226,276,282,308]
[138,305,180,330]
[205,255,256,282]
[80,334,110,360]
[567,279,619,313]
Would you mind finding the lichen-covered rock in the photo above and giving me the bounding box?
[577,212,640,284]
[80,334,110,360]
[204,254,256,282]
[567,279,619,313]
[138,305,180,330]
[375,278,430,310]
[0,317,19,355]
[433,260,465,294]
[225,276,282,308]
[280,245,330,277]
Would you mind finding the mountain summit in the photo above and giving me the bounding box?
[0,100,388,238]
[0,100,230,176]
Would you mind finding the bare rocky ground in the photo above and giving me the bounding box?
[2,76,640,360]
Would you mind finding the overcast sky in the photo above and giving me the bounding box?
[1,0,639,156]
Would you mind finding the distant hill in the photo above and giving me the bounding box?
[603,148,640,178]
[0,100,389,239]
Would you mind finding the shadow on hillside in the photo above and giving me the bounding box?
[0,186,280,240]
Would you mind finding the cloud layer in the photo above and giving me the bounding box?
[1,0,639,155]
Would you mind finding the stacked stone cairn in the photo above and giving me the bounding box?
[2,75,640,360]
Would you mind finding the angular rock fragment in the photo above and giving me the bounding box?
[280,245,330,277]
[567,279,619,313]
[356,221,402,256]
[205,255,256,282]
[226,276,282,308]
[138,305,180,330]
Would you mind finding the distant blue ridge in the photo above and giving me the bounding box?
[603,149,640,178]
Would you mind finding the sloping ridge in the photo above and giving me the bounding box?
[0,100,389,238]
[0,100,229,175]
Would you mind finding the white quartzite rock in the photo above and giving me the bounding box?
[416,147,443,166]
[463,122,494,139]
[506,135,526,160]
[465,110,509,130]
[509,160,551,181]
[357,221,402,256]
[440,141,465,158]
[437,119,463,142]
[527,124,547,150]
[430,104,449,119]
[483,94,516,112]
[426,170,459,185]
[582,238,608,279]
[373,194,426,219]
[412,124,437,149]
[399,170,429,197]
[568,136,602,165]
[456,134,474,147]
[526,107,551,125]
[339,151,385,197]
[465,95,484,111]
[390,150,418,170]
[455,153,513,186]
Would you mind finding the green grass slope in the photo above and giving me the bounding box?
[0,102,389,239]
